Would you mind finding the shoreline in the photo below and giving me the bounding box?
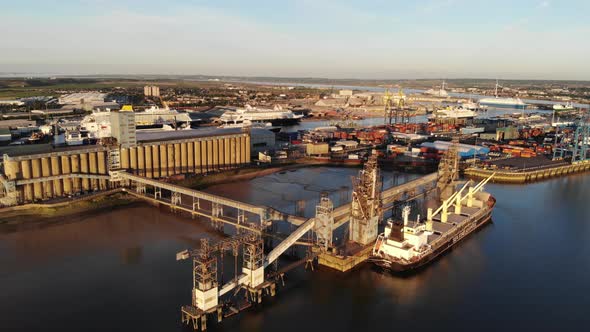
[0,190,142,231]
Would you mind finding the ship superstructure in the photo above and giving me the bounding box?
[134,106,193,129]
[424,80,449,98]
[429,105,478,119]
[218,105,303,126]
[79,106,193,139]
[553,102,575,112]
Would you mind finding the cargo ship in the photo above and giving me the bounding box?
[369,174,495,273]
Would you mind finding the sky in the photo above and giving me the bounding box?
[0,0,589,80]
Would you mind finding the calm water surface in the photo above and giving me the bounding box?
[1,168,590,331]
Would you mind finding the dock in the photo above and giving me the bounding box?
[465,160,590,183]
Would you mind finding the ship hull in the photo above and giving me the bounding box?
[267,118,302,126]
[479,100,526,109]
[370,205,493,273]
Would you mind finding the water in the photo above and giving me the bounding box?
[2,168,590,331]
[282,105,543,132]
[227,79,589,107]
[283,104,546,133]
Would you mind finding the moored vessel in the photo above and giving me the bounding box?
[218,119,281,132]
[218,104,303,126]
[553,102,575,112]
[369,174,496,272]
[479,81,527,109]
[429,105,477,119]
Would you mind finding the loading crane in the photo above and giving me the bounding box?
[383,88,410,125]
[427,173,495,226]
[177,215,319,331]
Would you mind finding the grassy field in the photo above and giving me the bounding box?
[0,78,151,99]
[0,76,331,100]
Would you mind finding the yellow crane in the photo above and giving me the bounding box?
[396,88,406,108]
[160,96,170,110]
[383,88,394,125]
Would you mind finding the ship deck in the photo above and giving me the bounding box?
[429,206,485,242]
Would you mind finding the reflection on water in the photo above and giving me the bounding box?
[1,168,590,331]
[121,246,142,265]
[206,167,419,218]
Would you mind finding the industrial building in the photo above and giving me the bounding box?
[0,127,251,204]
[58,92,106,105]
[306,143,329,156]
[250,128,276,155]
[421,141,490,159]
[110,107,137,148]
[144,85,160,97]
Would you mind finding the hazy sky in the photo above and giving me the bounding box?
[1,0,588,79]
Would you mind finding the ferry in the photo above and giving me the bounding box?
[369,175,495,273]
[134,106,193,129]
[460,100,487,112]
[218,104,303,126]
[218,119,281,133]
[429,105,477,119]
[553,102,575,112]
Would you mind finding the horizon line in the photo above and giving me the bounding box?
[0,73,589,83]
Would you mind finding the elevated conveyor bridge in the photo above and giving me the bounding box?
[112,168,440,331]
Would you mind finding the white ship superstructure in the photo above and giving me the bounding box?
[218,105,303,126]
[553,102,575,111]
[80,109,112,138]
[134,106,192,128]
[424,80,449,97]
[65,131,85,146]
[460,100,486,112]
[429,106,477,119]
[377,206,431,261]
[218,119,281,132]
